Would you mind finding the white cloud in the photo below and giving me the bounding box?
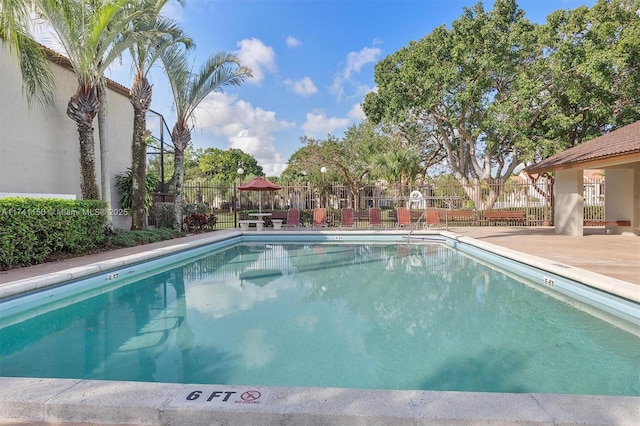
[353,82,376,99]
[284,77,317,97]
[194,93,295,176]
[348,103,366,121]
[330,45,381,101]
[186,246,296,321]
[344,46,381,79]
[301,112,350,137]
[286,36,302,48]
[235,38,277,85]
[329,78,346,101]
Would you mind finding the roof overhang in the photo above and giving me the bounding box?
[526,152,640,175]
[41,44,130,97]
[524,121,640,175]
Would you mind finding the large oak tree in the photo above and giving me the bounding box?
[364,0,640,210]
[364,0,540,210]
[526,0,640,162]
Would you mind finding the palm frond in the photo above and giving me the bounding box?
[37,0,94,85]
[161,43,193,119]
[161,44,252,149]
[0,0,33,46]
[94,0,158,75]
[128,14,193,79]
[16,33,56,108]
[184,52,253,118]
[0,6,56,109]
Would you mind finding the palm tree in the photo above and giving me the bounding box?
[372,149,422,207]
[128,9,193,230]
[161,45,252,230]
[0,0,55,108]
[36,0,158,200]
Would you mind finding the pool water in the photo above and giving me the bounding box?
[1,242,638,396]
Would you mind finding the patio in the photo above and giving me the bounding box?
[450,226,639,285]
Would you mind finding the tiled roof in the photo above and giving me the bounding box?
[41,44,130,97]
[524,121,640,174]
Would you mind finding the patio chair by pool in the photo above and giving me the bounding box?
[341,208,355,228]
[425,209,442,229]
[312,208,328,227]
[284,208,301,229]
[395,207,411,228]
[368,207,384,229]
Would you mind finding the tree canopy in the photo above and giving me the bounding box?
[364,0,540,209]
[528,0,640,160]
[363,0,640,209]
[198,147,263,183]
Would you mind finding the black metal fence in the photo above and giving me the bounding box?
[148,176,606,229]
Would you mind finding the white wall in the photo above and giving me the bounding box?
[0,41,134,229]
[605,166,636,235]
[635,163,640,233]
[552,164,638,236]
[554,169,584,236]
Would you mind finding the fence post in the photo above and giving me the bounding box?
[233,182,237,228]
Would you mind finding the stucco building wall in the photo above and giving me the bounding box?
[0,41,133,229]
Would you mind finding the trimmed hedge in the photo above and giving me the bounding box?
[0,198,108,269]
[107,227,183,248]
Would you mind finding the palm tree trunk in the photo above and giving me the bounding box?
[172,146,185,231]
[97,81,112,222]
[67,86,100,200]
[172,124,191,231]
[130,76,153,230]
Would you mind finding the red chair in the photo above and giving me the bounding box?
[312,208,328,227]
[425,209,442,229]
[284,208,301,229]
[340,208,355,228]
[368,207,384,229]
[395,207,411,228]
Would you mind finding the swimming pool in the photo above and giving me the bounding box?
[1,233,638,397]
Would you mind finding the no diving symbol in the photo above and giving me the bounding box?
[241,390,261,402]
[181,389,266,405]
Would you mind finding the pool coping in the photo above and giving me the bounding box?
[1,229,639,425]
[1,377,638,425]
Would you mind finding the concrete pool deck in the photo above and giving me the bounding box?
[450,226,640,286]
[0,227,638,425]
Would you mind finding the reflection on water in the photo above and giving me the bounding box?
[0,242,638,396]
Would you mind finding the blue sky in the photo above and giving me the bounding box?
[110,0,597,176]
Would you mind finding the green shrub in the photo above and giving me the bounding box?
[107,231,139,247]
[115,168,160,212]
[148,202,209,229]
[105,227,184,248]
[0,198,107,269]
[149,202,174,228]
[183,203,208,215]
[300,209,313,225]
